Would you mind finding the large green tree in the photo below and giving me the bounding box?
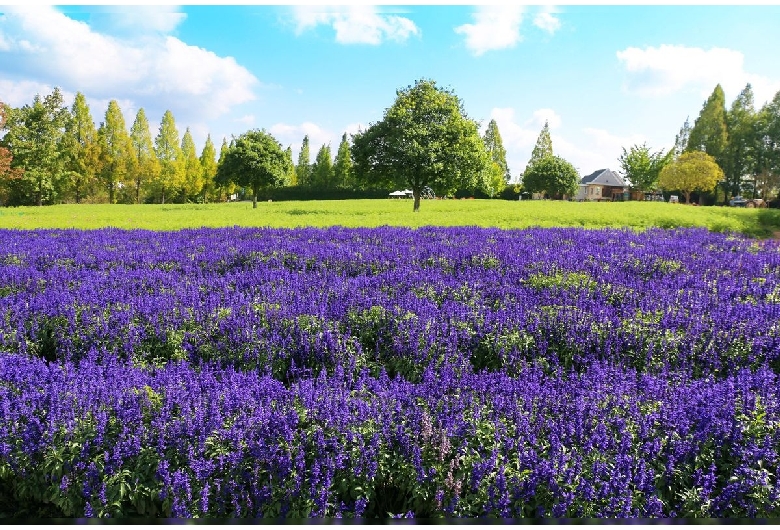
[521,155,578,199]
[483,118,510,183]
[296,135,311,187]
[618,143,671,193]
[687,85,728,167]
[0,88,70,206]
[98,100,135,204]
[352,78,489,211]
[181,128,204,201]
[129,108,159,204]
[658,151,724,204]
[755,90,780,199]
[153,110,185,204]
[62,92,100,204]
[311,143,333,189]
[333,133,353,189]
[724,84,758,197]
[673,117,692,158]
[215,129,288,208]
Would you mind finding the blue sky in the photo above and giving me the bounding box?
[2,2,780,181]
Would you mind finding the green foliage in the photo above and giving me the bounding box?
[333,133,353,189]
[61,92,100,204]
[483,119,510,183]
[659,151,725,204]
[310,143,334,189]
[528,120,553,168]
[284,145,297,186]
[351,78,489,211]
[215,129,288,208]
[153,110,185,204]
[521,155,579,199]
[180,128,204,201]
[296,135,311,187]
[687,84,729,171]
[619,143,672,193]
[0,87,71,206]
[98,100,135,204]
[724,84,758,197]
[199,135,219,202]
[129,108,159,205]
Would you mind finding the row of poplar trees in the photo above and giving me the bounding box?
[0,86,513,207]
[672,83,780,200]
[0,89,232,207]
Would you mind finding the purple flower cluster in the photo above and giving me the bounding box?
[1,226,779,518]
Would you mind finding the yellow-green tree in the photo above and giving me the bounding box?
[63,92,101,203]
[98,100,135,204]
[153,110,185,204]
[181,127,204,201]
[199,134,218,202]
[658,151,724,204]
[129,108,159,204]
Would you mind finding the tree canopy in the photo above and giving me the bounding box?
[528,121,553,168]
[521,155,579,199]
[352,78,489,211]
[215,129,288,208]
[658,151,724,204]
[618,143,671,193]
[687,84,728,170]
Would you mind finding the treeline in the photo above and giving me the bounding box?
[619,83,780,204]
[0,86,513,207]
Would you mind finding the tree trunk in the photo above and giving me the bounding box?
[109,183,114,205]
[252,187,258,209]
[684,191,691,204]
[413,188,421,212]
[136,180,141,204]
[161,190,165,205]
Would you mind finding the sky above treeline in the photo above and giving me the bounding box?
[2,2,780,181]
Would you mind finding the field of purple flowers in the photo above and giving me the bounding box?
[1,226,780,519]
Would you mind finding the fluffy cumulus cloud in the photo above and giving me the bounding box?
[487,107,640,179]
[0,6,258,120]
[455,5,524,56]
[292,5,419,45]
[616,44,780,104]
[94,5,188,34]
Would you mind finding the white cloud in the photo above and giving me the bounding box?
[292,5,419,45]
[234,114,256,126]
[0,6,258,121]
[96,5,187,34]
[269,121,335,158]
[0,79,56,107]
[529,108,562,129]
[455,5,524,56]
[533,9,560,34]
[616,44,780,105]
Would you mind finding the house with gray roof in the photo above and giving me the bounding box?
[575,169,631,201]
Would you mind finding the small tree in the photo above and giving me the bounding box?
[483,119,510,183]
[521,155,578,199]
[527,120,554,168]
[658,151,724,204]
[618,143,672,193]
[199,135,218,202]
[129,108,159,204]
[333,133,353,189]
[153,110,185,204]
[215,129,288,209]
[296,135,311,187]
[181,128,204,201]
[352,78,489,211]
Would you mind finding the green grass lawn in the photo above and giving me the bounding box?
[1,199,779,237]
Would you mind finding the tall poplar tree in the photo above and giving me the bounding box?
[63,92,100,204]
[200,134,218,202]
[311,143,333,189]
[686,85,728,169]
[181,128,204,201]
[283,146,297,186]
[296,135,311,187]
[98,100,135,204]
[755,90,780,199]
[129,108,159,204]
[527,120,553,169]
[724,84,758,197]
[673,117,692,158]
[333,133,353,189]
[153,110,185,204]
[483,119,510,183]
